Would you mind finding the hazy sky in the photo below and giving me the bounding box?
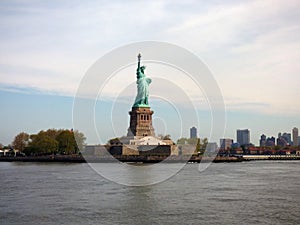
[0,0,299,145]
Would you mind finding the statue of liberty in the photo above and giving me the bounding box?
[133,53,152,107]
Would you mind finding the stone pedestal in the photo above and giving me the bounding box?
[127,107,155,138]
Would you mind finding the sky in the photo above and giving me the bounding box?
[0,0,299,146]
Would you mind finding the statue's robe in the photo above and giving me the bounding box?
[134,76,152,106]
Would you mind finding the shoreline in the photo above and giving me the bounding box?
[0,155,299,163]
[0,155,240,163]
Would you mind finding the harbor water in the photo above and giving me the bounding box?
[0,161,299,225]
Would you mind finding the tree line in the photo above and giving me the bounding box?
[177,137,208,154]
[12,129,86,156]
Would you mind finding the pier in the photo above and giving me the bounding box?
[242,154,300,160]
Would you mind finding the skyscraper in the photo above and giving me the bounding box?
[260,134,266,147]
[292,127,298,146]
[266,136,275,146]
[281,133,292,145]
[277,136,288,146]
[259,134,275,147]
[237,129,250,146]
[190,127,197,139]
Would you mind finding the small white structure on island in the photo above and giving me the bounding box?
[129,136,168,146]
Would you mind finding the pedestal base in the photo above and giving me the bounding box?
[127,107,155,138]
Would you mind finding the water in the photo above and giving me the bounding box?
[0,161,299,225]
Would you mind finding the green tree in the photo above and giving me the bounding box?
[44,129,62,139]
[107,137,121,145]
[26,132,59,155]
[200,138,208,150]
[35,135,58,154]
[177,138,188,145]
[56,130,77,154]
[12,132,29,152]
[22,129,85,155]
[196,138,201,154]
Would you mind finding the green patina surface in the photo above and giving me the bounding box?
[133,53,152,108]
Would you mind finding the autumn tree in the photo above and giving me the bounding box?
[73,130,86,151]
[12,132,29,152]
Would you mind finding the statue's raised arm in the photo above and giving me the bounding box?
[137,53,141,70]
[136,53,142,79]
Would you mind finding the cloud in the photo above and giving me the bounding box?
[0,0,299,116]
[163,0,300,115]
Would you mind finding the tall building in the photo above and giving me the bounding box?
[280,133,292,145]
[277,136,288,147]
[266,136,275,146]
[237,129,250,146]
[220,138,233,150]
[292,127,298,146]
[190,127,197,139]
[260,134,275,147]
[260,134,266,147]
